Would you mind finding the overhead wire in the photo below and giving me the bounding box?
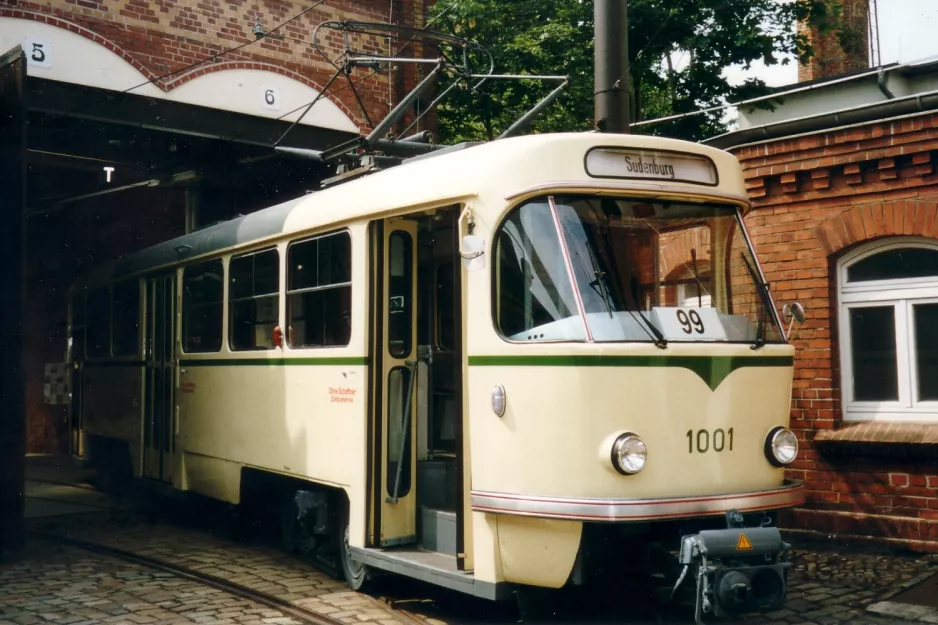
[229,0,459,146]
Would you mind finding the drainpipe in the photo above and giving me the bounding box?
[877,67,895,99]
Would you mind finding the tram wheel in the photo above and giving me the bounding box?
[339,505,373,592]
[280,496,302,554]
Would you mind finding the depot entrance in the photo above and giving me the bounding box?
[0,43,356,554]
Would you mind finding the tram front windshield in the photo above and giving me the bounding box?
[494,195,785,344]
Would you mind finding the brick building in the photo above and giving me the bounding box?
[706,57,938,551]
[0,0,432,455]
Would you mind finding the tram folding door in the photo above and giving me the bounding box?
[375,219,419,547]
[144,274,176,483]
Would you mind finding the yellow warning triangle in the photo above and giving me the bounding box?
[737,533,753,550]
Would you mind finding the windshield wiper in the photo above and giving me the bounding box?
[740,253,771,350]
[583,243,615,319]
[594,228,668,349]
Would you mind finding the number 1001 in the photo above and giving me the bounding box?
[686,428,734,453]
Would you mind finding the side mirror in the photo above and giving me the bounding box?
[782,302,806,325]
[782,302,806,339]
[460,235,485,272]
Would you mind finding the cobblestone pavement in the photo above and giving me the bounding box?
[0,539,308,625]
[9,462,938,625]
[22,510,419,625]
[735,536,938,625]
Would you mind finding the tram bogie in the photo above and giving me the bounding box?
[68,132,804,623]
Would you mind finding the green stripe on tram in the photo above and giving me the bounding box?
[179,357,368,367]
[467,355,794,391]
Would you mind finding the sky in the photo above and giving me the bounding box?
[724,0,938,88]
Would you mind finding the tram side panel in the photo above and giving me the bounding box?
[176,362,368,507]
[175,225,371,547]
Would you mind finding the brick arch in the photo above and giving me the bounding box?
[164,60,361,126]
[1,10,363,127]
[659,228,712,281]
[0,9,160,86]
[815,199,938,256]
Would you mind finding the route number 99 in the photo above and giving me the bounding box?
[676,309,705,334]
[686,428,734,453]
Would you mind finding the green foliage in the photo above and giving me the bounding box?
[428,0,837,143]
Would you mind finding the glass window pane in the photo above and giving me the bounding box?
[290,238,319,292]
[112,281,140,356]
[849,306,899,402]
[287,232,352,349]
[287,287,351,348]
[388,232,413,358]
[87,289,110,357]
[436,262,455,350]
[914,303,938,402]
[183,260,224,353]
[319,233,351,285]
[229,254,254,301]
[386,366,412,498]
[229,250,280,352]
[495,200,582,341]
[847,248,938,282]
[254,249,280,295]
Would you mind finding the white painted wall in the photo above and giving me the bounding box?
[0,18,163,97]
[0,17,359,134]
[166,68,359,133]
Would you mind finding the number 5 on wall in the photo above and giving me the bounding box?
[24,37,52,69]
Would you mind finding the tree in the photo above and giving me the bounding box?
[427,0,841,143]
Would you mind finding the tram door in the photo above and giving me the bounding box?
[68,294,86,457]
[373,219,419,547]
[143,273,177,482]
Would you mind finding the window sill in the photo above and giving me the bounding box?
[816,422,938,458]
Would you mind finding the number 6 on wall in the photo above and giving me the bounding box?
[261,86,280,111]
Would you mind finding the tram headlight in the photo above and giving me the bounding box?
[611,433,647,475]
[765,427,799,467]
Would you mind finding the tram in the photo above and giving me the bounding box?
[68,132,804,623]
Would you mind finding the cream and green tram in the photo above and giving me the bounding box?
[68,132,804,622]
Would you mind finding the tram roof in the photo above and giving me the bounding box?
[100,132,744,284]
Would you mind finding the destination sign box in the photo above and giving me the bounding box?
[585,147,718,186]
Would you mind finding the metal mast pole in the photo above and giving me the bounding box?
[594,0,630,133]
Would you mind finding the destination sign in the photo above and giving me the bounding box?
[585,148,718,186]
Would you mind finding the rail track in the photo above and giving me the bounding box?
[26,528,426,625]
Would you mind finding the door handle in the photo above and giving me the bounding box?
[180,368,188,374]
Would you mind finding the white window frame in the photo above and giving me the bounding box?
[838,237,938,422]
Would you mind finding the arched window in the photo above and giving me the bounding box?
[838,238,938,421]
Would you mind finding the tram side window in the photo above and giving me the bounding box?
[87,288,111,357]
[287,232,352,348]
[112,281,140,357]
[183,260,224,353]
[229,248,280,351]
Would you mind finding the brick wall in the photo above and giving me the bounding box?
[797,0,869,82]
[1,0,432,127]
[732,111,938,551]
[25,188,186,453]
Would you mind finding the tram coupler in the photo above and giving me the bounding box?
[670,510,791,624]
